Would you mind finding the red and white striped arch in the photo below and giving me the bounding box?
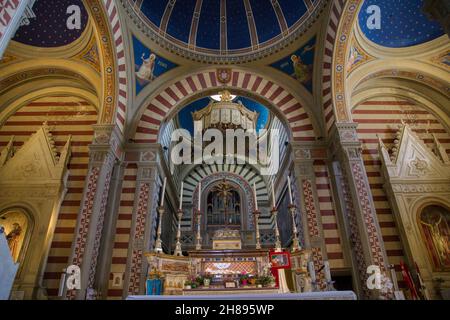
[103,0,128,133]
[322,0,345,134]
[133,70,316,143]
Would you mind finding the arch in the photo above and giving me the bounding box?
[0,86,99,126]
[83,0,127,132]
[326,0,364,134]
[348,60,450,105]
[132,69,319,143]
[321,0,347,134]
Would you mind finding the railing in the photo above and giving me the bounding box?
[0,228,19,300]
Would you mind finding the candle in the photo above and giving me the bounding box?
[197,181,201,211]
[253,182,258,211]
[390,265,399,291]
[160,177,167,207]
[58,269,67,297]
[179,181,184,210]
[287,176,293,205]
[324,261,332,282]
[308,261,316,282]
[271,183,276,208]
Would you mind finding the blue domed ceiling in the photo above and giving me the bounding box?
[359,0,444,48]
[127,0,326,60]
[13,0,88,47]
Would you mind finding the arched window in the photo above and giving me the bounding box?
[0,210,30,263]
[419,205,450,270]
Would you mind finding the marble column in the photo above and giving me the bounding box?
[124,146,161,296]
[292,145,328,290]
[329,123,392,299]
[0,0,33,58]
[95,161,127,299]
[67,125,122,300]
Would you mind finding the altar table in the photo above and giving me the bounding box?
[127,291,357,300]
[182,287,280,296]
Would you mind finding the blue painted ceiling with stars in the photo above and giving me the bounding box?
[13,0,88,47]
[359,0,444,48]
[131,0,323,53]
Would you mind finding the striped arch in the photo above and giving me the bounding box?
[84,0,128,133]
[133,69,317,143]
[102,0,128,132]
[328,0,363,129]
[321,0,346,134]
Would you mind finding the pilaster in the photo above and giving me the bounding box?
[67,124,123,300]
[329,123,392,299]
[124,147,160,296]
[292,145,328,289]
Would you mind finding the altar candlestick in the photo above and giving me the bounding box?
[253,182,258,211]
[324,261,332,282]
[308,261,316,282]
[160,177,167,207]
[271,184,276,208]
[179,181,184,210]
[287,176,293,205]
[197,182,201,211]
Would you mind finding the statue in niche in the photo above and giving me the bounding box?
[6,223,22,260]
[136,53,156,83]
[420,206,450,270]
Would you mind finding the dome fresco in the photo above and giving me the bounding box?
[127,0,326,58]
[13,0,88,47]
[177,96,270,135]
[358,0,444,48]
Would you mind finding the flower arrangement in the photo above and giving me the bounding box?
[257,275,276,287]
[148,267,164,280]
[239,272,250,285]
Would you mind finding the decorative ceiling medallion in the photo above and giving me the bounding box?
[216,68,232,84]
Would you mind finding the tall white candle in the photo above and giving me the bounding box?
[287,176,293,204]
[197,181,201,211]
[160,177,167,207]
[324,261,332,282]
[272,184,276,208]
[179,181,184,210]
[253,182,258,211]
[308,261,316,282]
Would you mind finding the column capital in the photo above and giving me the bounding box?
[91,124,124,158]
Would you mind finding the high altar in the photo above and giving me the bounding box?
[144,228,315,296]
[141,94,344,298]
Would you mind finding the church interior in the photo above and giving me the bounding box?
[0,0,449,301]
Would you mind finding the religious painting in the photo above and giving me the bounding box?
[270,36,316,93]
[133,36,178,95]
[0,210,29,263]
[347,45,365,72]
[419,205,450,271]
[269,251,291,270]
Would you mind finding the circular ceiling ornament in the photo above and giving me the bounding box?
[121,0,328,64]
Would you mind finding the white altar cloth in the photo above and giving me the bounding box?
[127,291,357,300]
